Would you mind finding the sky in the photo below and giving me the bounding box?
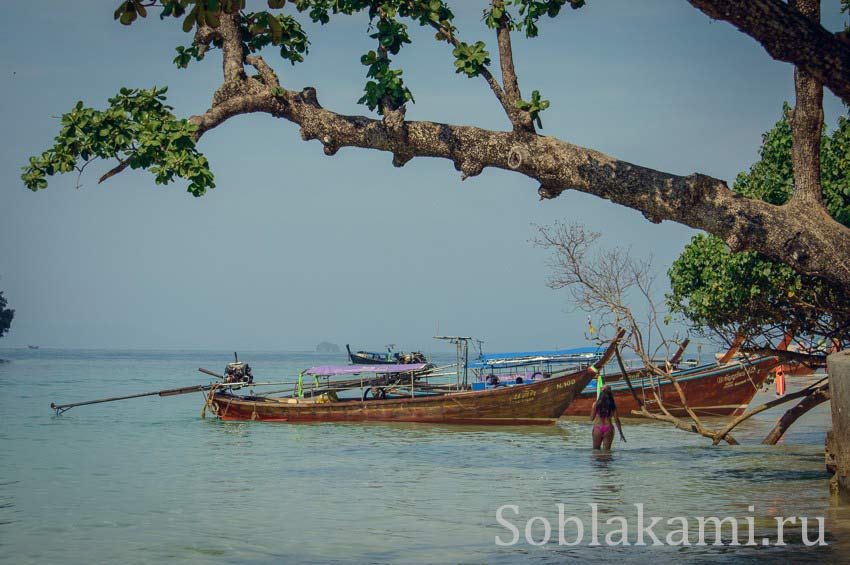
[0,1,846,353]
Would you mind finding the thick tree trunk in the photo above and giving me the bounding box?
[788,0,824,209]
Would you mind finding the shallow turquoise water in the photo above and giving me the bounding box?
[1,349,847,563]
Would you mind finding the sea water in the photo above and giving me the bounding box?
[1,349,848,563]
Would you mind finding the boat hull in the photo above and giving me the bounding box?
[348,353,394,364]
[210,368,594,425]
[563,357,779,418]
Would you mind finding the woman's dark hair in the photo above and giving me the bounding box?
[595,387,616,418]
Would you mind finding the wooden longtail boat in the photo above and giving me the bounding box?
[207,335,622,424]
[563,356,780,418]
[346,344,429,365]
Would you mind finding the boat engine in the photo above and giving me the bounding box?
[224,361,253,384]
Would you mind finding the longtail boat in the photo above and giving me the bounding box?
[206,334,622,425]
[562,355,780,418]
[346,343,429,365]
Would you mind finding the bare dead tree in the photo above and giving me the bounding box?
[534,222,745,444]
[536,221,831,446]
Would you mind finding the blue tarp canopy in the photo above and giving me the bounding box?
[468,346,602,369]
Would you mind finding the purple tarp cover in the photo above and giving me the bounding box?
[306,363,428,376]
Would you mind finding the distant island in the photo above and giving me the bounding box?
[316,341,341,354]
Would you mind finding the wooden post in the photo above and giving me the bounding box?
[828,351,850,501]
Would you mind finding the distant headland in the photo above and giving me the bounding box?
[316,341,341,353]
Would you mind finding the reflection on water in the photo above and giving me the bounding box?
[0,349,846,562]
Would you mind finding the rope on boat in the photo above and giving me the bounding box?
[201,383,222,419]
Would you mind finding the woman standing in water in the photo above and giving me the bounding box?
[590,385,626,450]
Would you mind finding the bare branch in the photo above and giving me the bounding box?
[762,382,830,444]
[712,377,828,445]
[246,55,281,90]
[189,93,286,138]
[742,346,826,367]
[218,12,246,84]
[98,157,130,184]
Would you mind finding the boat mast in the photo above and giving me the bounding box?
[433,335,474,389]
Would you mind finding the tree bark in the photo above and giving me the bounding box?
[688,0,850,106]
[493,1,534,133]
[788,0,825,208]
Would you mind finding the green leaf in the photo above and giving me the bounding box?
[182,7,197,32]
[21,87,215,197]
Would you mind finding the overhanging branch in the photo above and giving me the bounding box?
[165,4,850,297]
[688,0,850,105]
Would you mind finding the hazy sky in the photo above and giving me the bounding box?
[0,1,845,353]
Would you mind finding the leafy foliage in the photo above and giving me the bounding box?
[515,90,549,128]
[667,106,850,350]
[510,0,584,38]
[358,49,414,111]
[452,41,491,78]
[26,0,578,192]
[0,291,13,340]
[242,11,310,65]
[21,87,214,196]
[110,1,563,116]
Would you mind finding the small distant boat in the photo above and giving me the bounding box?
[27,345,39,350]
[346,344,429,365]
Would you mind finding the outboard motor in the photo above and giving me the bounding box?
[224,352,253,384]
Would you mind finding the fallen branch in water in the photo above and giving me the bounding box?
[711,376,828,445]
[762,382,830,444]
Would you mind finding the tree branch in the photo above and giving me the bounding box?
[688,0,850,106]
[245,55,281,90]
[788,0,825,208]
[742,346,826,367]
[711,376,828,445]
[493,1,534,133]
[98,157,131,184]
[762,382,830,444]
[189,92,286,138]
[424,17,520,131]
[181,75,850,295]
[218,12,246,84]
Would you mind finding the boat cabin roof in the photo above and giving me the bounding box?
[468,346,602,369]
[306,363,427,376]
